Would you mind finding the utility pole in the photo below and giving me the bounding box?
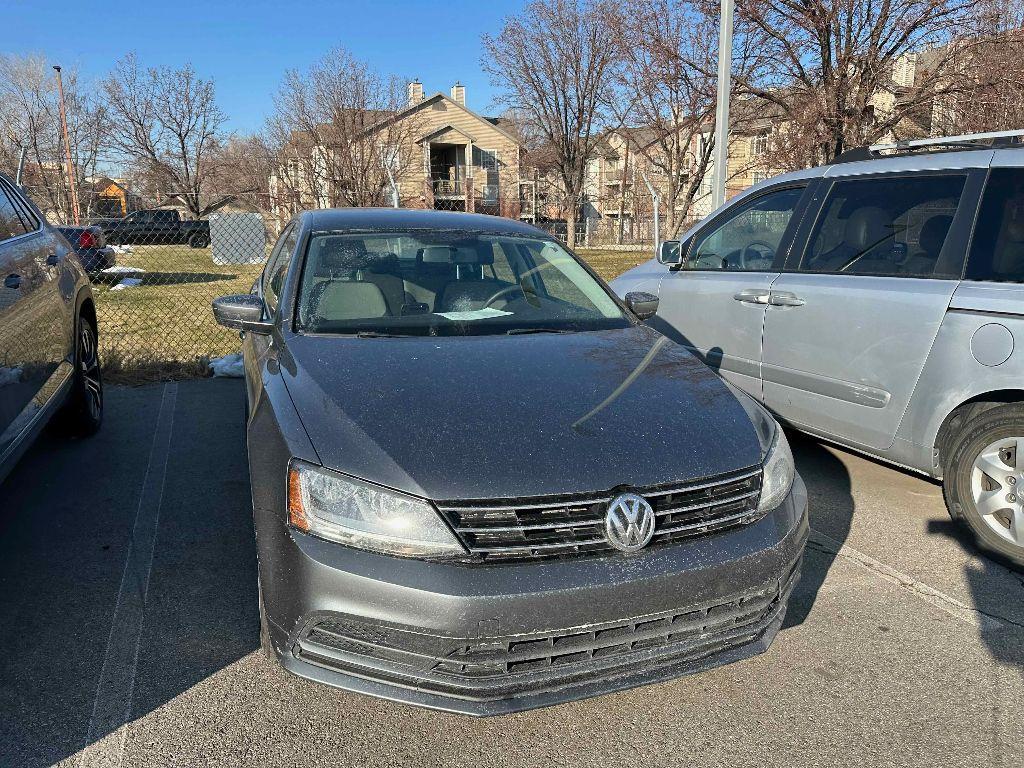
[15,146,26,186]
[639,170,660,257]
[711,0,734,211]
[53,65,81,224]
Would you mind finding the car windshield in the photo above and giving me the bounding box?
[294,230,629,336]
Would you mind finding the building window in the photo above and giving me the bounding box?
[475,148,498,171]
[750,132,770,157]
[752,171,768,185]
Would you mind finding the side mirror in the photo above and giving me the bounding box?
[212,294,273,334]
[657,240,683,266]
[625,291,659,320]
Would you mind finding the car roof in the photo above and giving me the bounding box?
[297,208,550,237]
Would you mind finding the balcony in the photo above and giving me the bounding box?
[432,178,464,198]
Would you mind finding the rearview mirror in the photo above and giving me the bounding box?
[625,291,659,320]
[657,240,683,266]
[212,294,273,334]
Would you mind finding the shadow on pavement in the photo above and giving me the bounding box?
[926,518,1024,670]
[783,433,855,628]
[0,379,257,768]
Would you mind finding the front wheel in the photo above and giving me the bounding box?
[189,233,209,248]
[58,314,103,436]
[944,404,1024,567]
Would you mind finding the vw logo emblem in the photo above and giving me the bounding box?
[605,493,656,553]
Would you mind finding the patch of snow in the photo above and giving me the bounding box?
[210,352,244,378]
[110,278,143,291]
[111,245,134,254]
[101,265,145,275]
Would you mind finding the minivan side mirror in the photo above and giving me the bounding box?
[657,240,683,266]
[212,294,273,334]
[625,291,659,320]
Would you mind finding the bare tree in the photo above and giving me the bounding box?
[608,0,745,238]
[731,0,976,166]
[482,0,617,248]
[267,47,421,210]
[103,54,229,218]
[928,0,1024,134]
[0,55,105,221]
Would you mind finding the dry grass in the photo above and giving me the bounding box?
[93,243,651,383]
[93,244,264,380]
[575,248,652,281]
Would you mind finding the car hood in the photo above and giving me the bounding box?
[279,324,760,500]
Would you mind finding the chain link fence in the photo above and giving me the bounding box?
[21,180,277,376]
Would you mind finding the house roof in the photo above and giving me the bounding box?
[362,92,522,146]
[418,123,479,144]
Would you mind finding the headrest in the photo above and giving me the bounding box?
[315,237,370,273]
[452,246,494,265]
[844,207,893,252]
[314,281,387,321]
[918,215,953,255]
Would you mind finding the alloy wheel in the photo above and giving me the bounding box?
[970,437,1024,547]
[79,322,102,422]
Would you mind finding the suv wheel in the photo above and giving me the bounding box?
[59,314,103,436]
[189,233,209,249]
[944,404,1024,567]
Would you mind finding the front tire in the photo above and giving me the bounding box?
[58,314,103,437]
[944,404,1024,568]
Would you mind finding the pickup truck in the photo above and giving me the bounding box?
[92,209,211,248]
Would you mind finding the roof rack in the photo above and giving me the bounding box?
[832,129,1024,164]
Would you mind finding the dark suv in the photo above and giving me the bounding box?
[0,174,103,485]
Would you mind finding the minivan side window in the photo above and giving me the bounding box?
[799,175,966,278]
[966,168,1024,283]
[685,187,804,271]
[264,226,298,314]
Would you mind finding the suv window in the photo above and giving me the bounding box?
[264,225,297,314]
[0,184,28,241]
[966,168,1024,283]
[685,186,804,271]
[800,175,966,277]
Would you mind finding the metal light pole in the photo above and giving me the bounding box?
[711,0,735,211]
[53,65,81,224]
[639,170,660,257]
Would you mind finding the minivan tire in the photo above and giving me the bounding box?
[944,403,1024,568]
[58,313,103,437]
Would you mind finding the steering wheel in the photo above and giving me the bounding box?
[740,240,776,268]
[483,284,528,308]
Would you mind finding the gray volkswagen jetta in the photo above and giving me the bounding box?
[212,209,808,715]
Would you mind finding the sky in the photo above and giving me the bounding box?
[2,0,524,134]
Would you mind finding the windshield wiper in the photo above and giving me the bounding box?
[505,327,572,335]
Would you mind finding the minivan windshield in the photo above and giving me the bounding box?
[295,231,629,336]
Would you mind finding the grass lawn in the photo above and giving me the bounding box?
[93,244,265,379]
[575,248,653,281]
[93,243,651,380]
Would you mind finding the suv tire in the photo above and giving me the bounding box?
[58,313,103,437]
[189,233,209,249]
[944,403,1024,567]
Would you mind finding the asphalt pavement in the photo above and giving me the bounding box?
[0,379,1021,768]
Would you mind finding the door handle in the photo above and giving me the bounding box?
[769,292,805,307]
[733,289,770,304]
[4,274,21,289]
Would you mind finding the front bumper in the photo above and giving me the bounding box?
[259,475,808,716]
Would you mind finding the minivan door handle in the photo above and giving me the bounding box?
[4,273,21,289]
[769,291,805,307]
[733,289,770,304]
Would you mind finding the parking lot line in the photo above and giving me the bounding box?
[809,530,1013,632]
[78,382,178,768]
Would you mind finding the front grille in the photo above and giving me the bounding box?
[435,466,763,562]
[294,559,800,701]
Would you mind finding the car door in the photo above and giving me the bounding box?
[761,169,985,451]
[0,181,64,455]
[655,183,813,399]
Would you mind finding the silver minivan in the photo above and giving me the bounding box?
[612,131,1024,567]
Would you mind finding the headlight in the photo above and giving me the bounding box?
[287,460,466,558]
[758,426,795,512]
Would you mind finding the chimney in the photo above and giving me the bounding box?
[451,81,466,107]
[408,79,424,105]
